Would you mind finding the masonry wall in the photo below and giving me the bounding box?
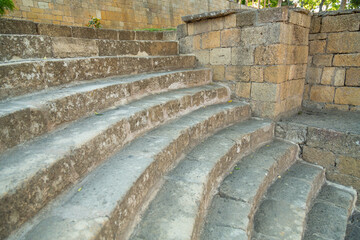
[304,10,360,112]
[4,0,240,30]
[179,7,311,120]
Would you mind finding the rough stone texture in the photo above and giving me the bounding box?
[236,10,256,27]
[346,211,360,240]
[225,66,250,82]
[327,32,360,54]
[310,85,335,103]
[309,40,326,55]
[321,13,360,33]
[254,44,287,65]
[210,48,231,65]
[335,87,360,105]
[333,54,360,67]
[312,54,333,66]
[52,37,98,58]
[346,68,360,87]
[221,28,241,47]
[182,9,243,23]
[236,82,251,98]
[95,28,119,40]
[264,65,288,84]
[232,46,255,66]
[0,18,37,34]
[37,23,72,37]
[0,85,232,239]
[251,83,279,102]
[258,7,289,23]
[202,31,220,49]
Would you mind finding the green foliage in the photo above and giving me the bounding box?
[87,17,101,28]
[0,0,15,15]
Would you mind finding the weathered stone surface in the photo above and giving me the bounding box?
[287,45,309,64]
[303,146,336,170]
[224,14,237,28]
[264,65,288,83]
[36,23,72,37]
[321,67,336,85]
[192,20,212,35]
[95,28,118,40]
[225,66,250,82]
[135,31,163,40]
[254,44,287,65]
[182,9,242,23]
[309,40,326,55]
[333,54,360,67]
[71,26,97,39]
[327,32,360,54]
[258,7,289,23]
[346,68,360,87]
[202,31,220,49]
[313,54,333,66]
[310,16,321,34]
[221,28,241,47]
[235,82,251,98]
[321,13,360,33]
[177,24,188,39]
[289,10,311,28]
[210,17,224,31]
[250,66,264,82]
[195,50,210,65]
[236,10,256,27]
[212,65,225,81]
[118,30,135,40]
[210,48,231,65]
[309,33,327,41]
[275,122,307,143]
[289,64,307,80]
[52,37,98,58]
[201,226,247,240]
[179,36,194,54]
[306,67,322,84]
[335,87,360,105]
[232,46,255,65]
[310,85,335,103]
[163,31,176,41]
[251,83,279,102]
[338,156,360,178]
[0,18,37,34]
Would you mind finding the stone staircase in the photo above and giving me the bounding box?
[0,18,358,240]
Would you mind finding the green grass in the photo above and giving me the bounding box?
[134,27,176,32]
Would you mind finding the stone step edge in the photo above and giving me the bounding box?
[130,119,275,240]
[0,55,196,101]
[8,101,251,240]
[0,68,211,153]
[0,84,230,239]
[0,18,176,40]
[0,35,179,62]
[202,139,299,239]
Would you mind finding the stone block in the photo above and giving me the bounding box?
[309,40,326,55]
[118,31,135,40]
[72,27,96,39]
[333,54,360,67]
[287,45,309,64]
[310,85,335,103]
[0,18,37,35]
[321,67,335,85]
[96,29,118,40]
[36,24,72,37]
[289,64,307,80]
[303,146,336,170]
[221,28,241,47]
[326,173,360,197]
[335,87,360,105]
[258,7,288,23]
[193,35,201,50]
[210,48,231,65]
[309,33,327,41]
[187,23,195,35]
[324,104,349,111]
[306,67,322,84]
[264,65,288,83]
[254,44,287,65]
[52,37,98,58]
[250,66,264,82]
[313,54,333,66]
[241,26,268,46]
[202,31,220,49]
[251,83,279,102]
[289,11,311,28]
[334,68,345,86]
[211,17,224,31]
[236,10,256,27]
[291,25,309,45]
[327,32,360,54]
[321,14,360,33]
[212,65,225,81]
[195,50,210,66]
[250,101,282,119]
[310,16,321,34]
[224,14,237,28]
[303,84,310,100]
[235,82,251,98]
[346,68,360,87]
[231,46,255,66]
[193,20,211,34]
[288,79,305,97]
[177,24,188,39]
[179,36,193,54]
[225,66,250,82]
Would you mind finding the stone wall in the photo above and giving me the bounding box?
[4,0,240,30]
[304,10,360,112]
[179,7,311,120]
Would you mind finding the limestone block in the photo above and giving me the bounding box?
[309,40,326,55]
[241,26,268,46]
[258,7,288,23]
[0,18,37,35]
[96,29,118,40]
[334,68,345,86]
[72,27,97,39]
[287,45,309,64]
[327,32,360,54]
[325,104,350,111]
[251,83,279,102]
[210,48,231,65]
[289,11,311,28]
[335,87,360,105]
[202,31,220,49]
[264,65,289,83]
[195,50,210,66]
[37,24,72,37]
[177,24,188,39]
[235,82,251,98]
[326,173,360,197]
[211,17,224,31]
[288,79,305,97]
[306,67,322,84]
[321,14,360,33]
[188,22,195,35]
[303,146,336,170]
[250,66,264,82]
[303,84,310,100]
[250,101,282,119]
[52,37,98,58]
[309,33,327,41]
[313,54,333,66]
[224,14,237,28]
[333,54,360,67]
[291,25,309,45]
[231,46,255,66]
[289,64,307,80]
[193,35,201,50]
[225,66,250,82]
[254,44,287,65]
[310,85,335,103]
[212,65,225,81]
[221,28,241,47]
[310,16,321,34]
[236,10,256,27]
[321,67,335,85]
[193,20,211,34]
[346,68,360,86]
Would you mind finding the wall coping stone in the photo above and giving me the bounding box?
[182,9,250,23]
[314,9,360,16]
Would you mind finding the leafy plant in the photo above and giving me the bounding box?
[87,16,101,28]
[0,0,15,15]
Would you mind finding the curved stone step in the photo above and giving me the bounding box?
[346,211,360,240]
[304,182,357,240]
[7,101,251,240]
[0,34,178,62]
[200,140,299,240]
[130,119,275,240]
[251,161,325,240]
[0,84,230,239]
[0,68,211,153]
[0,55,196,100]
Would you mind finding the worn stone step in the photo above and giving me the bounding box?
[0,55,196,100]
[0,34,178,61]
[130,119,275,240]
[346,211,360,240]
[0,18,175,41]
[0,68,211,153]
[200,140,299,240]
[7,101,251,240]
[251,161,326,240]
[0,84,231,239]
[304,182,357,240]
